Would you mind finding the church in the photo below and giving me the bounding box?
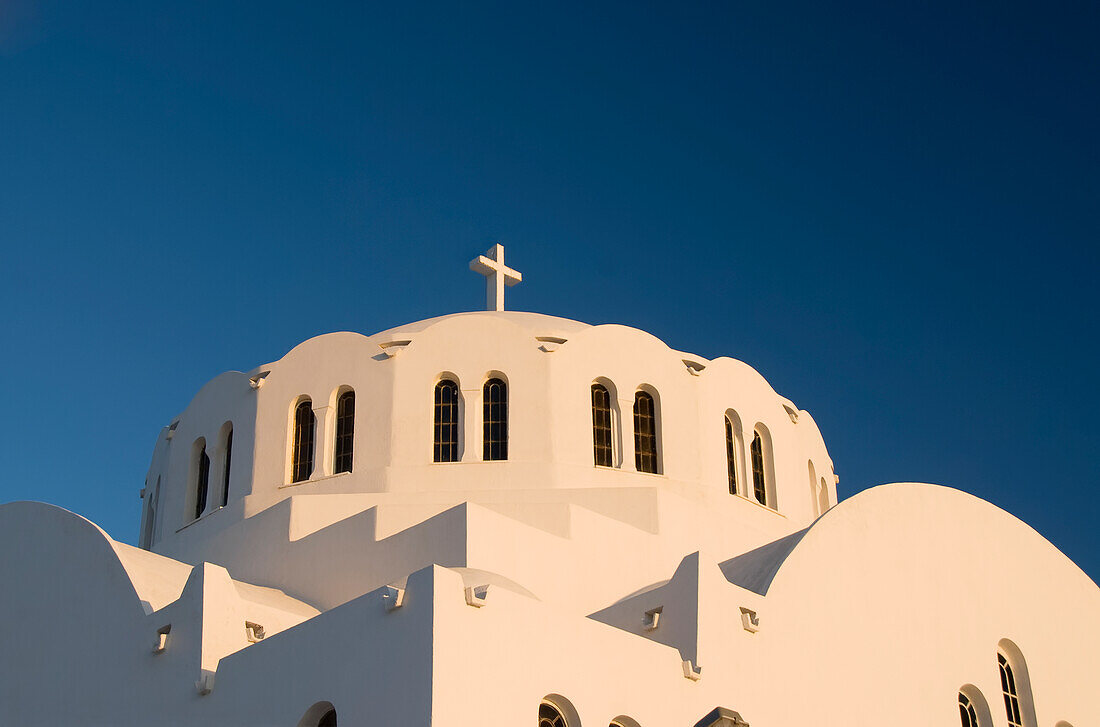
[0,246,1095,726]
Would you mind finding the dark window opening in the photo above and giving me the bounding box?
[633,390,658,474]
[334,391,355,474]
[539,703,566,727]
[750,432,767,505]
[434,380,459,462]
[999,653,1023,727]
[959,693,979,727]
[592,384,613,467]
[194,444,210,520]
[221,428,232,508]
[725,417,738,495]
[483,378,508,461]
[292,400,315,483]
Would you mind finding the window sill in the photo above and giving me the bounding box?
[176,504,226,533]
[278,470,352,490]
[430,459,522,465]
[731,491,785,517]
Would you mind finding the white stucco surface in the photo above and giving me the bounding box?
[1,309,1094,726]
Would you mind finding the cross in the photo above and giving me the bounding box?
[469,244,522,311]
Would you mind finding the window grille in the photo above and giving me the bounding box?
[999,652,1024,727]
[194,443,210,520]
[750,431,767,505]
[592,384,613,467]
[483,378,508,461]
[334,391,355,474]
[725,416,738,495]
[959,692,979,727]
[292,400,315,483]
[434,380,459,462]
[539,703,566,727]
[633,390,658,474]
[221,428,232,507]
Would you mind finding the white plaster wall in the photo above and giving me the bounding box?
[6,483,1095,726]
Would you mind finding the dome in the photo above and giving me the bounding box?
[138,307,835,610]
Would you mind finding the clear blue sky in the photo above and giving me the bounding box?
[1,1,1097,581]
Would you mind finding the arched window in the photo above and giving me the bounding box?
[819,476,830,514]
[292,399,315,483]
[434,380,460,462]
[297,702,337,727]
[750,431,767,505]
[141,475,160,548]
[221,426,233,508]
[194,440,210,520]
[592,384,613,467]
[999,652,1024,727]
[633,390,658,474]
[539,703,567,727]
[334,390,355,474]
[959,692,979,727]
[483,378,508,461]
[725,416,739,495]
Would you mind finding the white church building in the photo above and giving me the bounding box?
[1,246,1096,726]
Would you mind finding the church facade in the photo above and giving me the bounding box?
[1,247,1095,726]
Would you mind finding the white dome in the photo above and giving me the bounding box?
[138,309,835,611]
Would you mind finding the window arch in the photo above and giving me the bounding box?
[819,476,830,514]
[193,438,210,520]
[610,718,641,727]
[538,695,579,727]
[334,389,355,474]
[434,379,460,462]
[220,422,233,508]
[291,399,315,483]
[483,377,508,461]
[633,389,659,474]
[997,641,1037,727]
[958,684,992,727]
[297,701,337,727]
[592,383,614,467]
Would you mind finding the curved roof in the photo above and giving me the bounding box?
[370,310,593,339]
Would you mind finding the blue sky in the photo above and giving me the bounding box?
[1,1,1097,581]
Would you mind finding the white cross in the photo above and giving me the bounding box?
[469,244,522,311]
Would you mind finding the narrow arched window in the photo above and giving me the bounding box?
[434,380,460,462]
[317,709,337,727]
[539,703,567,727]
[592,384,613,467]
[959,692,979,727]
[999,652,1024,727]
[483,378,508,461]
[725,416,738,495]
[221,427,233,507]
[750,431,767,505]
[334,390,355,474]
[633,390,658,474]
[292,399,315,483]
[194,441,210,520]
